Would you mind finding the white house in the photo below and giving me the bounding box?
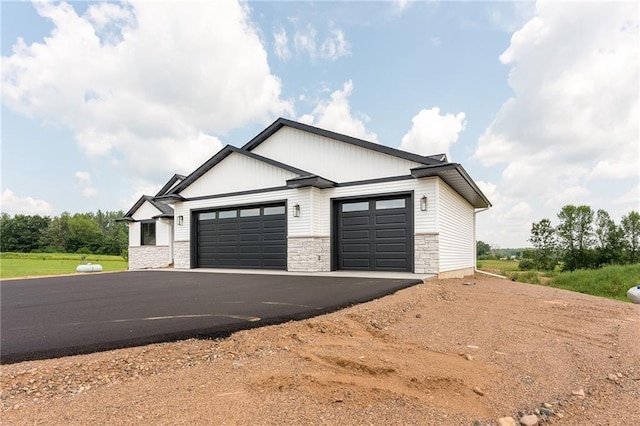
[122,118,491,277]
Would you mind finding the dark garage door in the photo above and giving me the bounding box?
[336,194,413,272]
[195,203,286,269]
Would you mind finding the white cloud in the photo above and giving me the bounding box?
[2,1,291,183]
[399,108,466,158]
[392,0,412,15]
[75,171,92,185]
[1,189,54,215]
[74,171,98,198]
[274,27,291,60]
[474,2,639,247]
[291,23,351,61]
[298,80,378,142]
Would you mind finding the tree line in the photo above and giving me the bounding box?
[0,211,128,257]
[526,205,639,271]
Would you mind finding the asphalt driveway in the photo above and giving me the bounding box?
[1,271,421,364]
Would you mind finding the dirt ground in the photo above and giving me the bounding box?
[2,275,639,425]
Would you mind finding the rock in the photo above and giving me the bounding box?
[540,407,554,416]
[607,373,618,381]
[415,313,422,318]
[555,413,564,419]
[572,388,585,397]
[519,414,539,426]
[472,386,484,396]
[542,402,552,409]
[497,417,516,426]
[465,353,474,361]
[462,281,476,286]
[534,408,540,415]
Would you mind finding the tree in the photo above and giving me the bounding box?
[476,240,491,258]
[529,218,557,270]
[557,205,595,270]
[594,209,624,265]
[66,214,104,253]
[0,214,51,252]
[621,210,640,264]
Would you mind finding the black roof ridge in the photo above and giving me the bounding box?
[155,173,187,197]
[241,117,444,166]
[121,194,173,220]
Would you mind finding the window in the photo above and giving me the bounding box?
[199,212,216,220]
[342,201,369,212]
[375,199,405,210]
[263,206,285,215]
[240,208,260,217]
[141,222,156,246]
[218,210,237,219]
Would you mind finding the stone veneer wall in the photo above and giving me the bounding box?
[128,246,170,270]
[414,233,439,274]
[173,241,191,269]
[288,236,330,272]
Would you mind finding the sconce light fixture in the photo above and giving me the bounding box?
[293,204,301,217]
[420,196,428,211]
[178,215,184,225]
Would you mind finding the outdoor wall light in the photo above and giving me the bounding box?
[420,196,428,211]
[178,215,184,225]
[293,204,301,217]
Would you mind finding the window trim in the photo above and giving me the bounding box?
[140,220,156,246]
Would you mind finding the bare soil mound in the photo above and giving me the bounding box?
[2,275,639,425]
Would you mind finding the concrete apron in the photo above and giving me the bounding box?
[145,267,434,281]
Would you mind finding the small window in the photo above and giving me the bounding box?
[376,199,405,210]
[240,208,260,217]
[218,210,237,219]
[199,212,216,220]
[263,206,285,215]
[141,222,156,246]
[342,201,369,212]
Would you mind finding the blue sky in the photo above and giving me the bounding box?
[1,1,638,247]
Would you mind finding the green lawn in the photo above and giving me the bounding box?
[0,252,128,279]
[476,259,520,275]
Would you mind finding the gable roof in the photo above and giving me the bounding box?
[119,195,174,222]
[242,118,445,167]
[155,174,186,197]
[166,145,318,196]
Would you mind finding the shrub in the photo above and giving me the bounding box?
[518,258,536,270]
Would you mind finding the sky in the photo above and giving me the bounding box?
[1,0,638,248]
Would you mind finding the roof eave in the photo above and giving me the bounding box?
[411,164,491,209]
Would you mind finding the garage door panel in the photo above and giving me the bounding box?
[342,216,369,226]
[337,195,412,272]
[196,203,286,270]
[376,229,406,239]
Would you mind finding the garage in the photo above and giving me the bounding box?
[194,203,287,269]
[335,194,413,272]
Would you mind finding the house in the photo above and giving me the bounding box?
[119,174,185,269]
[122,118,491,277]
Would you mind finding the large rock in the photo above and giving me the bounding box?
[519,414,539,426]
[497,417,516,426]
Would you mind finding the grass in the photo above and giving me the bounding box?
[477,258,640,302]
[0,252,128,279]
[476,259,520,275]
[547,264,640,302]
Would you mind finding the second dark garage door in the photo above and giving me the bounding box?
[195,203,286,269]
[335,194,413,272]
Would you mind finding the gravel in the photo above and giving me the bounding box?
[2,274,639,425]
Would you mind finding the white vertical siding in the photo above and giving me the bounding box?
[156,219,171,246]
[251,127,423,182]
[131,201,161,221]
[180,152,298,198]
[437,180,475,272]
[128,222,140,246]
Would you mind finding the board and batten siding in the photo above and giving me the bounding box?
[437,180,475,272]
[179,152,298,199]
[250,127,423,183]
